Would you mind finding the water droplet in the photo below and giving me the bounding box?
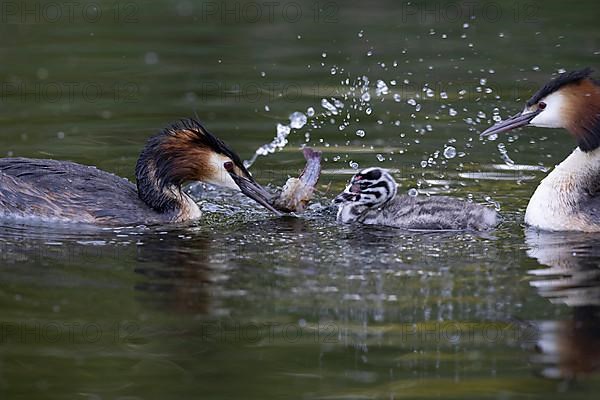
[497,143,515,166]
[321,52,327,58]
[443,146,456,159]
[393,93,401,102]
[407,98,417,106]
[276,123,291,137]
[376,154,385,162]
[355,129,366,137]
[289,112,307,129]
[376,80,389,96]
[321,98,338,115]
[408,188,419,197]
[449,108,458,117]
[349,161,359,169]
[306,107,315,117]
[420,160,428,168]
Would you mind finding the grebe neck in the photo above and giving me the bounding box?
[135,141,202,222]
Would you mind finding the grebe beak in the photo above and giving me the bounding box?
[225,167,283,216]
[480,109,543,138]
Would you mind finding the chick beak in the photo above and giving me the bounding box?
[225,165,283,216]
[480,109,543,138]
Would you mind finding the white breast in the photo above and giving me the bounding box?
[525,147,600,232]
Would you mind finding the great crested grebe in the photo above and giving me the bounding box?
[481,68,600,232]
[0,118,281,226]
[333,167,498,231]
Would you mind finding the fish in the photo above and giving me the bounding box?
[271,148,322,213]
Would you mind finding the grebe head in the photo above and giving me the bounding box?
[481,68,600,152]
[333,167,397,208]
[136,118,280,214]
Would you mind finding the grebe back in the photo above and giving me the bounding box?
[0,118,279,226]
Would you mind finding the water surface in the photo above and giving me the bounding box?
[1,1,600,398]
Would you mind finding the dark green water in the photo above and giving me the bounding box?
[1,0,600,398]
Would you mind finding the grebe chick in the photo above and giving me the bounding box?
[333,167,498,231]
[0,118,280,226]
[481,68,600,232]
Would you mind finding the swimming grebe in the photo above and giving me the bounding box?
[333,167,498,231]
[481,68,600,232]
[0,118,281,225]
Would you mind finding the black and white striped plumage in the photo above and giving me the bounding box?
[333,167,498,231]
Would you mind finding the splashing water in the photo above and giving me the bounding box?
[443,146,457,159]
[245,57,481,172]
[245,113,304,168]
[321,98,339,115]
[497,143,515,166]
[289,112,307,129]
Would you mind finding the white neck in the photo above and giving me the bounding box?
[525,147,600,231]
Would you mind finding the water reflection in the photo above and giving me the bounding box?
[526,230,600,379]
[134,233,215,315]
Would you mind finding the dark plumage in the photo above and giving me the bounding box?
[0,118,272,226]
[0,158,161,225]
[526,67,595,107]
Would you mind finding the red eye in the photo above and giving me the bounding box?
[224,161,234,171]
[538,102,546,110]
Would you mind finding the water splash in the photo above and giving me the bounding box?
[497,143,515,166]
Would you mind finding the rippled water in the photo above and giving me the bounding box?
[1,0,600,398]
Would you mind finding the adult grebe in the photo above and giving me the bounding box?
[333,167,498,231]
[0,118,281,225]
[481,68,600,232]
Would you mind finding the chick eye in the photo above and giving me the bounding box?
[538,102,546,110]
[224,161,234,171]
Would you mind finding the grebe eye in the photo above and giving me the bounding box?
[224,161,234,171]
[538,102,546,110]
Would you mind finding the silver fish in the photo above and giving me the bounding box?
[272,148,322,213]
